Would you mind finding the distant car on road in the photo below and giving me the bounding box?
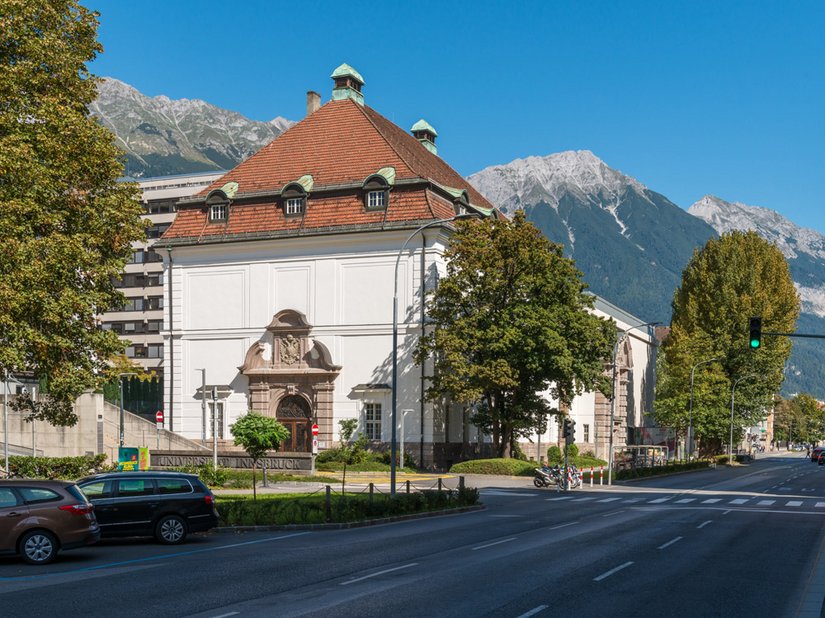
[0,480,100,565]
[76,471,219,545]
[811,446,824,462]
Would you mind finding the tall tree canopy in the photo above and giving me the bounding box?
[654,231,799,452]
[0,0,145,424]
[416,211,616,457]
[774,394,825,446]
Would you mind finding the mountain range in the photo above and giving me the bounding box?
[90,78,293,178]
[91,79,825,398]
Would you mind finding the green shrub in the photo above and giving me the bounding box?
[449,458,535,476]
[566,444,579,458]
[9,454,111,479]
[615,459,709,480]
[547,446,562,463]
[216,485,480,526]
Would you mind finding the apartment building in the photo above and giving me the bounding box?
[101,171,225,378]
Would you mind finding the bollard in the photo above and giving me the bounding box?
[406,480,411,494]
[459,476,465,492]
[590,466,594,487]
[438,477,443,493]
[325,485,332,523]
[600,466,604,485]
[369,482,374,505]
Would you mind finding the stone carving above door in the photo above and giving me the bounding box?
[239,310,342,375]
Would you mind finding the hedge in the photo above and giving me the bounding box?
[449,458,536,476]
[614,460,710,480]
[216,485,480,525]
[8,454,111,479]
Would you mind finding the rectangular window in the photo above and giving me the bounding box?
[367,190,386,209]
[208,402,224,439]
[285,198,304,215]
[364,403,382,440]
[209,204,228,222]
[147,321,162,334]
[147,343,163,358]
[583,424,590,443]
[116,479,155,497]
[156,479,192,495]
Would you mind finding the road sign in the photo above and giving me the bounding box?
[155,410,164,423]
[312,438,318,455]
[311,423,319,436]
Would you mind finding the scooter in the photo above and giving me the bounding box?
[534,465,564,489]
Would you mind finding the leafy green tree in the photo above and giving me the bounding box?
[230,412,290,500]
[416,211,616,457]
[0,1,145,425]
[337,418,360,494]
[774,394,825,445]
[654,231,799,454]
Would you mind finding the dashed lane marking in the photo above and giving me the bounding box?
[730,499,749,505]
[758,500,776,506]
[340,563,418,586]
[675,498,696,504]
[698,520,713,529]
[594,561,634,582]
[597,497,622,503]
[472,538,517,551]
[517,605,548,618]
[786,501,804,507]
[657,536,683,550]
[546,496,574,501]
[702,499,722,504]
[648,497,673,504]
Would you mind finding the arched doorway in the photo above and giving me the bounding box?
[277,395,312,452]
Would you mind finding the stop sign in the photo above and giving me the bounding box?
[155,410,164,423]
[311,423,319,436]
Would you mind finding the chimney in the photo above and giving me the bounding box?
[411,119,438,155]
[306,91,321,116]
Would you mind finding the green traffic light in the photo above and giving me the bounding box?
[750,338,761,349]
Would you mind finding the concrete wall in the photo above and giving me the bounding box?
[0,393,209,463]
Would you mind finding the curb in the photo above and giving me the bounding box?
[213,504,486,532]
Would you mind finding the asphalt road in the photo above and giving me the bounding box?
[1,452,824,618]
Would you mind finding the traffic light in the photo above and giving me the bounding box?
[749,316,762,349]
[564,418,576,443]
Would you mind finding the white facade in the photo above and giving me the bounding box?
[162,226,449,456]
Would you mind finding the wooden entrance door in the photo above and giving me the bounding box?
[276,395,312,452]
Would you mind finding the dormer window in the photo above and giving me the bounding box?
[205,190,229,223]
[363,175,389,210]
[453,190,470,216]
[282,184,307,216]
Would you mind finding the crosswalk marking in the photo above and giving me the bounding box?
[757,500,776,506]
[675,498,696,504]
[786,501,803,507]
[702,498,722,504]
[546,496,574,501]
[598,497,622,503]
[623,498,643,503]
[572,497,595,502]
[730,499,749,505]
[816,502,825,508]
[649,497,672,504]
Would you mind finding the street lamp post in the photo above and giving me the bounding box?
[729,375,755,465]
[196,368,207,442]
[3,370,8,475]
[391,213,478,496]
[607,321,660,485]
[687,358,722,460]
[118,372,137,448]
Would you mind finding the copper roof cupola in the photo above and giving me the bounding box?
[411,119,438,155]
[331,63,365,106]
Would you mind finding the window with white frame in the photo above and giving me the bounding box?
[364,402,382,440]
[583,424,590,443]
[285,197,305,215]
[209,203,228,222]
[208,401,224,439]
[367,190,386,209]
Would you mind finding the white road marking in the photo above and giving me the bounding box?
[698,520,713,529]
[472,537,517,551]
[489,514,525,518]
[648,497,672,504]
[786,501,803,507]
[602,510,626,517]
[482,490,538,497]
[623,498,643,503]
[210,613,239,618]
[815,502,825,508]
[546,496,574,501]
[657,536,683,550]
[340,563,418,586]
[572,497,595,502]
[594,561,634,582]
[758,500,776,506]
[597,497,622,503]
[549,521,579,530]
[675,498,696,504]
[702,498,721,504]
[730,499,749,505]
[517,605,548,618]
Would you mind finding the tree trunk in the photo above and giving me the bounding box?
[252,460,257,501]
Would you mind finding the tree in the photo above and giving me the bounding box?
[337,418,359,495]
[0,1,145,426]
[230,412,290,500]
[654,231,799,454]
[774,394,825,446]
[416,211,616,458]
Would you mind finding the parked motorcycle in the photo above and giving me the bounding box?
[534,465,564,489]
[566,465,582,489]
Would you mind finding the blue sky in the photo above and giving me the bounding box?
[88,1,825,232]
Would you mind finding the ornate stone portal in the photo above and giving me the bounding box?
[240,310,341,452]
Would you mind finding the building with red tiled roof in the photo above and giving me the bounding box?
[155,65,498,467]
